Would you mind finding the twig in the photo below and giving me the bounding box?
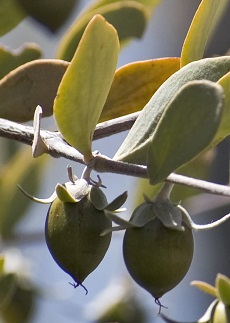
[0,117,230,197]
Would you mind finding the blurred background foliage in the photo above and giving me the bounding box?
[0,0,230,322]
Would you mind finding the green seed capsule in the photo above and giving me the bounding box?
[123,214,194,302]
[45,193,111,292]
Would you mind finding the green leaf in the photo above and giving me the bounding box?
[15,0,79,32]
[210,72,230,147]
[147,80,224,185]
[0,44,42,79]
[216,274,230,306]
[54,15,119,161]
[181,0,228,67]
[0,0,26,36]
[0,59,68,122]
[100,57,180,122]
[56,1,147,61]
[114,56,230,165]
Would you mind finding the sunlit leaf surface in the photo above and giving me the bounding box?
[54,15,119,161]
[181,0,228,67]
[100,57,180,122]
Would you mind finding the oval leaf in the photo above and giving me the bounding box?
[147,80,224,185]
[0,43,42,79]
[114,56,230,165]
[54,15,119,161]
[0,59,68,122]
[56,2,147,61]
[181,0,228,67]
[100,57,180,122]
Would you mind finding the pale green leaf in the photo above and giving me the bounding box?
[0,0,26,36]
[0,59,68,122]
[100,57,180,122]
[216,274,230,306]
[209,72,230,147]
[147,80,224,185]
[0,43,42,79]
[181,0,228,67]
[56,1,147,61]
[114,56,230,165]
[54,15,119,161]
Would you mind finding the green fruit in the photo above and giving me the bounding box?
[123,207,194,302]
[45,191,112,292]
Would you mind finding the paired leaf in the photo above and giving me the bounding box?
[181,0,228,67]
[100,57,180,122]
[147,80,224,185]
[114,56,230,165]
[15,0,79,32]
[0,0,26,36]
[0,59,68,122]
[0,44,42,79]
[54,15,119,161]
[56,1,147,61]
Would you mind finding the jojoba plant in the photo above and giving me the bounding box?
[2,0,230,322]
